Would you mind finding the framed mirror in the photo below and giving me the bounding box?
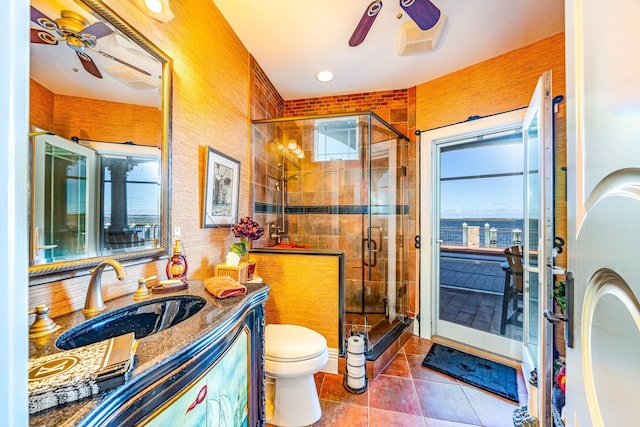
[29,0,172,279]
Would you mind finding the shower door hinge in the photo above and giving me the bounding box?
[416,314,421,322]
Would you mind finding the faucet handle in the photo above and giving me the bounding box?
[133,275,158,301]
[28,305,60,338]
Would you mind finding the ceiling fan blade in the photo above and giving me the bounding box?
[400,0,440,31]
[76,51,103,78]
[30,6,57,30]
[30,28,58,45]
[95,50,152,76]
[80,22,113,40]
[349,0,383,47]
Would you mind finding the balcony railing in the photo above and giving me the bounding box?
[440,224,536,249]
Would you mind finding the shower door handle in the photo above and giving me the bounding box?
[365,226,382,268]
[364,226,381,267]
[363,238,377,267]
[369,226,382,253]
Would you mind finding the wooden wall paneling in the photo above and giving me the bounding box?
[251,252,341,349]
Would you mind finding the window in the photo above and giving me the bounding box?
[314,118,359,161]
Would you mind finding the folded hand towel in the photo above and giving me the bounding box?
[204,276,247,299]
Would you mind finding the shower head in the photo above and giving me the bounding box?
[278,172,299,183]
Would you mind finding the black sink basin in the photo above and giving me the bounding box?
[56,295,206,350]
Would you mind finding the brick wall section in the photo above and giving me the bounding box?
[284,90,408,122]
[250,56,284,120]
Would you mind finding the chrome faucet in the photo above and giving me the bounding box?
[83,260,127,315]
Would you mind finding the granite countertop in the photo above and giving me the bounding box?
[29,280,269,427]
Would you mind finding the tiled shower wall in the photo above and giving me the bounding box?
[253,116,411,320]
[284,91,417,317]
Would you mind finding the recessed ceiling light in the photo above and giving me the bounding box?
[144,0,163,13]
[316,70,334,83]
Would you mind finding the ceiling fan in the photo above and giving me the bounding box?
[30,6,151,79]
[349,0,441,47]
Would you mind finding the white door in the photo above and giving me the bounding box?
[419,110,526,360]
[31,131,96,263]
[565,0,640,425]
[521,71,554,426]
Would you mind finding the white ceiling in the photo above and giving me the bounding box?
[213,0,565,100]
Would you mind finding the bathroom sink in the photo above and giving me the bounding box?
[56,295,206,350]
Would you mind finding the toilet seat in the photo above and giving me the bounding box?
[265,324,327,362]
[264,324,328,426]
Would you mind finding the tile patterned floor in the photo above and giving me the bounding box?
[439,257,523,341]
[268,336,528,427]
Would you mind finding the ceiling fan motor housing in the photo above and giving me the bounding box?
[55,10,88,36]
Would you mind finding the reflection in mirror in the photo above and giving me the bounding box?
[29,0,171,277]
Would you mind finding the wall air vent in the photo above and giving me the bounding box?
[396,15,447,56]
[105,66,159,90]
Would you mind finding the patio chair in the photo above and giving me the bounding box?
[500,245,524,335]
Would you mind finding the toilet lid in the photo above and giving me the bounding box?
[265,324,327,362]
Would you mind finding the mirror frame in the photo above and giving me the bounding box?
[29,0,172,280]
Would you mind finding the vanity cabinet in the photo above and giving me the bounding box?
[29,282,268,427]
[110,307,264,426]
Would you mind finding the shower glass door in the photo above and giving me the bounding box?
[367,139,403,320]
[362,114,410,353]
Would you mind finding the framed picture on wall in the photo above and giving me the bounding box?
[203,147,240,228]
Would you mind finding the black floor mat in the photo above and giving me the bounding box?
[422,343,519,402]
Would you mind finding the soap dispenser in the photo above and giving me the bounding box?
[166,239,188,282]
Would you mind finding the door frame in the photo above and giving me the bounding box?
[1,0,29,423]
[521,70,555,426]
[419,109,525,360]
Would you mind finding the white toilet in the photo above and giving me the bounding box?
[265,324,328,427]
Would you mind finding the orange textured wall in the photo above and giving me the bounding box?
[30,79,54,130]
[52,94,160,147]
[29,0,253,317]
[30,79,160,146]
[416,33,566,130]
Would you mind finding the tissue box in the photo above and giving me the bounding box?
[215,263,248,284]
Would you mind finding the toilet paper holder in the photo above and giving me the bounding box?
[343,332,368,394]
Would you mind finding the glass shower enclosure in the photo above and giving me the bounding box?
[251,112,411,358]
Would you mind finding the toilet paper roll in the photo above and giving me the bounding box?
[346,353,366,367]
[347,335,365,354]
[347,365,366,378]
[347,374,366,390]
